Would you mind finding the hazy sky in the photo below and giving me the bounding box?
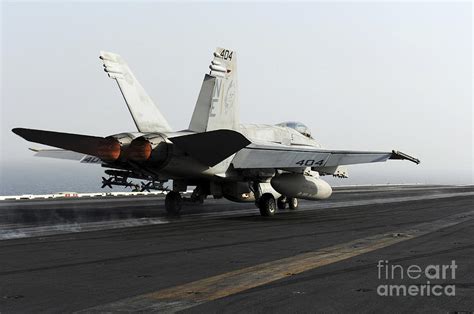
[1,1,472,193]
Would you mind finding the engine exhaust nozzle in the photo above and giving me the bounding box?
[127,138,152,161]
[96,138,121,162]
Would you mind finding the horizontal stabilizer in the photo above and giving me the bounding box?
[28,148,101,163]
[169,130,250,167]
[29,148,84,160]
[13,128,118,161]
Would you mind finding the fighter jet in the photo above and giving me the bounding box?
[13,48,419,216]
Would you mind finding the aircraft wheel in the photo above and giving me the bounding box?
[165,191,182,215]
[197,194,206,204]
[259,193,277,217]
[288,197,298,210]
[277,196,287,210]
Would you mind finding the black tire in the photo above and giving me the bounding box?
[277,196,287,210]
[288,197,298,210]
[259,193,277,217]
[197,194,206,204]
[165,191,182,215]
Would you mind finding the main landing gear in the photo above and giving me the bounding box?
[165,186,208,215]
[251,182,299,217]
[257,194,299,217]
[165,191,182,215]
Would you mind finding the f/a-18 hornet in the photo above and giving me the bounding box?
[13,47,419,216]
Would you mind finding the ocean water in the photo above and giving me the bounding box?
[0,161,130,195]
[1,159,471,196]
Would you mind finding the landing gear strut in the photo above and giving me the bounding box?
[165,191,182,215]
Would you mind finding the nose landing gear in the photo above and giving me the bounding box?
[258,193,277,216]
[288,197,298,210]
[277,196,287,210]
[257,194,299,216]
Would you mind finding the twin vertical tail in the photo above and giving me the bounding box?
[100,48,238,134]
[188,48,239,132]
[100,51,172,133]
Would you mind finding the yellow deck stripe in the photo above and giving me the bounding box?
[148,234,406,303]
[80,210,474,313]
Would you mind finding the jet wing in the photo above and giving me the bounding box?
[231,143,419,169]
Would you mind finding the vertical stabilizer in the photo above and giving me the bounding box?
[189,48,239,132]
[100,51,172,133]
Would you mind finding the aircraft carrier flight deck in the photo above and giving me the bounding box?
[0,184,473,313]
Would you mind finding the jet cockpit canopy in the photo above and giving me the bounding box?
[276,121,312,138]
